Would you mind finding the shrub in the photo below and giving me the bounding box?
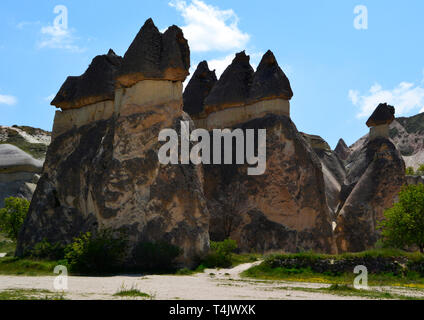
[417,164,424,176]
[203,239,238,268]
[30,239,66,261]
[406,167,415,175]
[0,197,29,240]
[133,241,182,272]
[379,184,424,253]
[64,229,128,274]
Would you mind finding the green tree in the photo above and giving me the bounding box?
[379,184,424,253]
[406,167,415,175]
[0,197,29,240]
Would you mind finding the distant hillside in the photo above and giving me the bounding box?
[0,125,51,160]
[0,125,50,207]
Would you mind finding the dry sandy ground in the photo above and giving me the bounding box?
[0,262,423,300]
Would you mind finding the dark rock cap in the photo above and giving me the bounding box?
[51,49,122,110]
[249,50,293,102]
[116,18,190,87]
[204,51,254,110]
[183,61,217,116]
[366,103,395,127]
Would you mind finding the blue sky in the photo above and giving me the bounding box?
[1,0,424,148]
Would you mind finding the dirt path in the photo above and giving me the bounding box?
[0,262,422,300]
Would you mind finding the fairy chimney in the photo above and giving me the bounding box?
[366,103,395,140]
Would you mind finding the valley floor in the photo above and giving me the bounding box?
[0,262,423,300]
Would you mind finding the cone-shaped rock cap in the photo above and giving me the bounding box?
[183,61,217,116]
[204,51,254,110]
[366,103,395,127]
[116,18,190,87]
[51,49,122,110]
[249,50,293,102]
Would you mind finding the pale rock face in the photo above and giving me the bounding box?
[196,98,290,130]
[52,100,115,139]
[369,124,389,140]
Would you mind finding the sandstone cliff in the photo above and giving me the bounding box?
[184,51,334,253]
[17,19,209,267]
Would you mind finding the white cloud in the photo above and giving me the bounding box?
[169,0,250,52]
[44,94,55,102]
[349,81,424,118]
[0,94,17,106]
[17,21,40,29]
[38,25,85,52]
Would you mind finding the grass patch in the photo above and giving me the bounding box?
[113,285,151,299]
[272,284,420,300]
[242,249,424,288]
[230,253,261,267]
[0,288,65,300]
[0,257,60,276]
[0,234,16,256]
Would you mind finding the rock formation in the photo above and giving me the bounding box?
[0,144,43,207]
[334,103,406,252]
[192,51,293,130]
[184,51,334,253]
[17,19,209,267]
[0,126,50,207]
[366,103,395,140]
[334,138,351,161]
[301,134,346,219]
[183,61,217,117]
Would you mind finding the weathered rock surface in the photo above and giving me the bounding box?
[183,61,217,116]
[116,19,190,88]
[334,138,351,161]
[249,50,293,103]
[0,144,43,207]
[51,50,122,110]
[204,116,334,253]
[204,51,254,113]
[17,19,209,267]
[194,52,334,253]
[302,134,346,218]
[188,51,291,130]
[335,105,406,252]
[0,126,50,207]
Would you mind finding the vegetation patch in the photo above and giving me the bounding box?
[113,285,151,299]
[242,249,424,288]
[0,288,65,300]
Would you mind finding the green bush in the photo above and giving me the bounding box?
[203,239,238,268]
[379,184,424,253]
[0,197,29,240]
[417,164,424,176]
[30,239,66,261]
[64,229,128,274]
[406,167,415,175]
[133,241,182,272]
